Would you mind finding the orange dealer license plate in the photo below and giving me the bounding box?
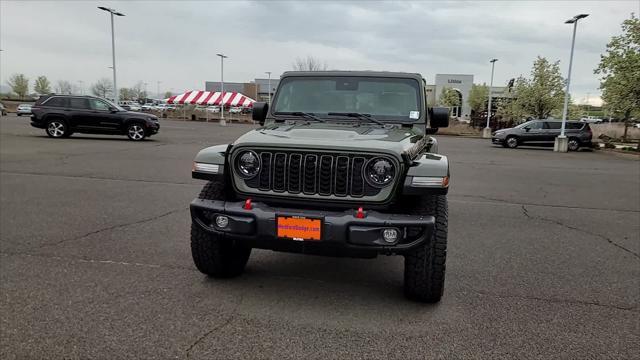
[276,216,322,241]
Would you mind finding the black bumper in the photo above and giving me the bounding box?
[190,199,435,258]
[30,120,45,129]
[491,137,504,144]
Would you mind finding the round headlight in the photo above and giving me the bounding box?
[365,157,396,187]
[236,150,261,178]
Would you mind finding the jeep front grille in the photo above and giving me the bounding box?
[238,150,394,199]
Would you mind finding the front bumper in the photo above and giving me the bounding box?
[147,122,160,135]
[491,137,505,144]
[190,199,435,258]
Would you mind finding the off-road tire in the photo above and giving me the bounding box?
[191,180,251,278]
[403,195,448,303]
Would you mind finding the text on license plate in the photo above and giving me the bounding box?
[276,216,322,241]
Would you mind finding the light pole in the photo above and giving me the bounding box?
[98,6,124,103]
[216,53,228,126]
[157,81,162,99]
[482,59,498,139]
[78,80,84,95]
[265,71,272,105]
[555,13,589,152]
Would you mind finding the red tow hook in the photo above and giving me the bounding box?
[244,198,253,210]
[356,206,365,219]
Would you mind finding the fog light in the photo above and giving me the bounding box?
[215,215,229,228]
[382,228,399,243]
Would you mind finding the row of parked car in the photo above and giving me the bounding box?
[118,101,249,114]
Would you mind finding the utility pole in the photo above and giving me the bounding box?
[216,53,228,126]
[98,6,124,103]
[482,59,498,139]
[555,13,589,152]
[265,71,272,105]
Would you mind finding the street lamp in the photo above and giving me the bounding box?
[98,6,124,103]
[157,81,162,98]
[483,58,498,138]
[265,71,272,105]
[555,13,589,152]
[217,53,228,126]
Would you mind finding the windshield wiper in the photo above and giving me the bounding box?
[327,112,384,126]
[274,111,325,122]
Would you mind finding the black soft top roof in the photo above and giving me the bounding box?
[281,70,424,81]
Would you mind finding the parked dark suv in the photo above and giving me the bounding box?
[492,120,592,151]
[30,95,160,141]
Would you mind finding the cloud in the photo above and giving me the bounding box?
[0,0,636,101]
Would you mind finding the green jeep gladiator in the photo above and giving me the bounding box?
[190,71,450,302]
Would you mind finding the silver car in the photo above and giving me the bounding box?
[17,104,33,116]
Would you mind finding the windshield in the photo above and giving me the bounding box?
[515,120,536,129]
[272,76,422,122]
[103,98,126,111]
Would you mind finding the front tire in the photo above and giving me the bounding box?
[46,119,70,138]
[126,122,146,141]
[505,136,519,149]
[403,195,448,303]
[191,180,251,278]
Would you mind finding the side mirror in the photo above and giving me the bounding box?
[252,102,268,125]
[109,107,118,113]
[524,127,531,132]
[428,107,449,128]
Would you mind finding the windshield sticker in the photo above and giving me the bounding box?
[410,111,419,119]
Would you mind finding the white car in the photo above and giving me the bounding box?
[580,116,603,124]
[141,104,154,111]
[206,106,220,113]
[229,107,242,114]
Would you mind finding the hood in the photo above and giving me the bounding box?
[233,121,422,156]
[121,110,155,118]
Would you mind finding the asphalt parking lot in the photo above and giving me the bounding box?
[1,114,638,359]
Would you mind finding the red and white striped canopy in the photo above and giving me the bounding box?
[166,91,255,107]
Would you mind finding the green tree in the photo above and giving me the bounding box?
[55,80,72,94]
[7,74,29,99]
[34,76,51,95]
[516,57,566,119]
[164,91,173,99]
[438,87,461,108]
[91,78,113,98]
[468,83,489,116]
[594,13,640,141]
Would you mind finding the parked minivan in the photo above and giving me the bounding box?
[492,120,592,151]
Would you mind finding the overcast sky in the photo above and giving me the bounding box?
[1,0,638,104]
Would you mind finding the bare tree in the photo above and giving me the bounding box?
[292,56,328,71]
[55,80,72,95]
[91,78,113,98]
[130,81,147,101]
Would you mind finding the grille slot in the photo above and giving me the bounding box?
[288,154,303,193]
[351,157,365,197]
[303,154,318,194]
[258,153,272,190]
[238,150,390,199]
[273,153,287,192]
